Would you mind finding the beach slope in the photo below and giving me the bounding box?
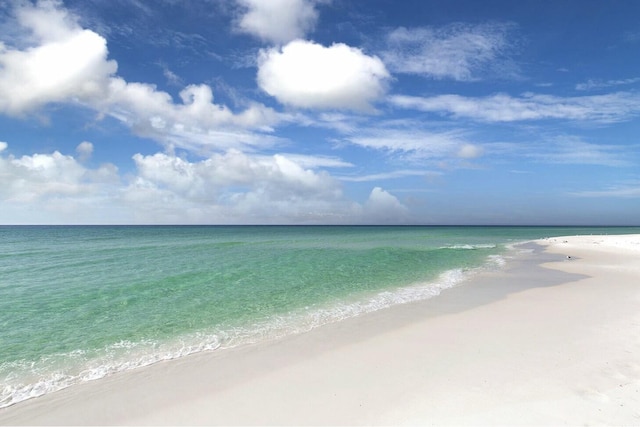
[1,234,639,425]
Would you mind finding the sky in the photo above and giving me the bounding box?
[0,0,639,225]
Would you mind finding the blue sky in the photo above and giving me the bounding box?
[0,0,639,225]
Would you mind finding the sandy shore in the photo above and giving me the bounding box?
[1,234,639,425]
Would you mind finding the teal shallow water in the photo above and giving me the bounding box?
[1,225,638,407]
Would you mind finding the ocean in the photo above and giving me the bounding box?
[1,225,638,408]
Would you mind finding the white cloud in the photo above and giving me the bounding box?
[161,65,183,87]
[362,187,410,223]
[130,150,343,204]
[235,0,319,44]
[0,144,412,224]
[527,137,633,167]
[390,92,640,123]
[0,0,116,115]
[457,143,484,159]
[624,31,640,43]
[0,143,119,214]
[1,151,88,202]
[383,23,516,81]
[315,112,365,133]
[257,40,390,111]
[346,127,481,161]
[103,79,282,151]
[123,151,392,224]
[0,1,281,152]
[485,135,634,167]
[279,154,353,169]
[340,170,434,182]
[575,77,640,91]
[571,182,640,198]
[76,141,93,161]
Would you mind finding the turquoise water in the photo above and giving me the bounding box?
[1,225,638,407]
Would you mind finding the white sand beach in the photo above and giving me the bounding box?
[1,234,639,425]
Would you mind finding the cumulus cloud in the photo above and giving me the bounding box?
[257,40,390,111]
[0,142,119,210]
[103,79,281,151]
[0,1,280,152]
[76,141,93,161]
[129,150,343,207]
[362,187,410,223]
[390,92,640,123]
[0,142,416,224]
[1,152,87,202]
[0,2,410,225]
[383,23,516,81]
[0,0,116,115]
[124,151,407,224]
[235,0,319,44]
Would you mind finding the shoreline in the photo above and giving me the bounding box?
[0,239,511,411]
[1,235,639,425]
